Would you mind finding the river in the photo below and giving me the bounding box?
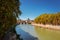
[16,24,60,40]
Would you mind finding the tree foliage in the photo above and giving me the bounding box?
[0,0,21,39]
[34,12,60,25]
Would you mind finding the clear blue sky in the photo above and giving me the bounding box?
[19,0,60,20]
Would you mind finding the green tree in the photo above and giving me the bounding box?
[0,0,21,40]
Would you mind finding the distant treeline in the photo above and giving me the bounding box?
[34,12,60,25]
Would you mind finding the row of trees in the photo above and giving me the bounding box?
[0,0,21,40]
[34,12,60,25]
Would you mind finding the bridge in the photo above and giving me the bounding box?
[17,20,34,24]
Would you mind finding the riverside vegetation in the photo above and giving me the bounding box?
[0,0,22,40]
[34,12,60,25]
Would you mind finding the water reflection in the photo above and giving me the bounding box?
[35,26,60,40]
[16,24,38,40]
[16,24,60,40]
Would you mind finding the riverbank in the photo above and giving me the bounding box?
[31,23,60,31]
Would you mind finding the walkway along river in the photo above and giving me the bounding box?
[15,24,60,40]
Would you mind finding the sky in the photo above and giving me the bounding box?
[19,0,60,20]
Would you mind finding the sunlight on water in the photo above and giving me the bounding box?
[16,24,60,40]
[16,24,38,40]
[35,26,60,40]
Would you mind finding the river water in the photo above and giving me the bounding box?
[16,24,60,40]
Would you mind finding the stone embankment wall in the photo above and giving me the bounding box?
[32,23,60,31]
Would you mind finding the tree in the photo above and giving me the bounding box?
[34,12,60,25]
[0,0,21,40]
